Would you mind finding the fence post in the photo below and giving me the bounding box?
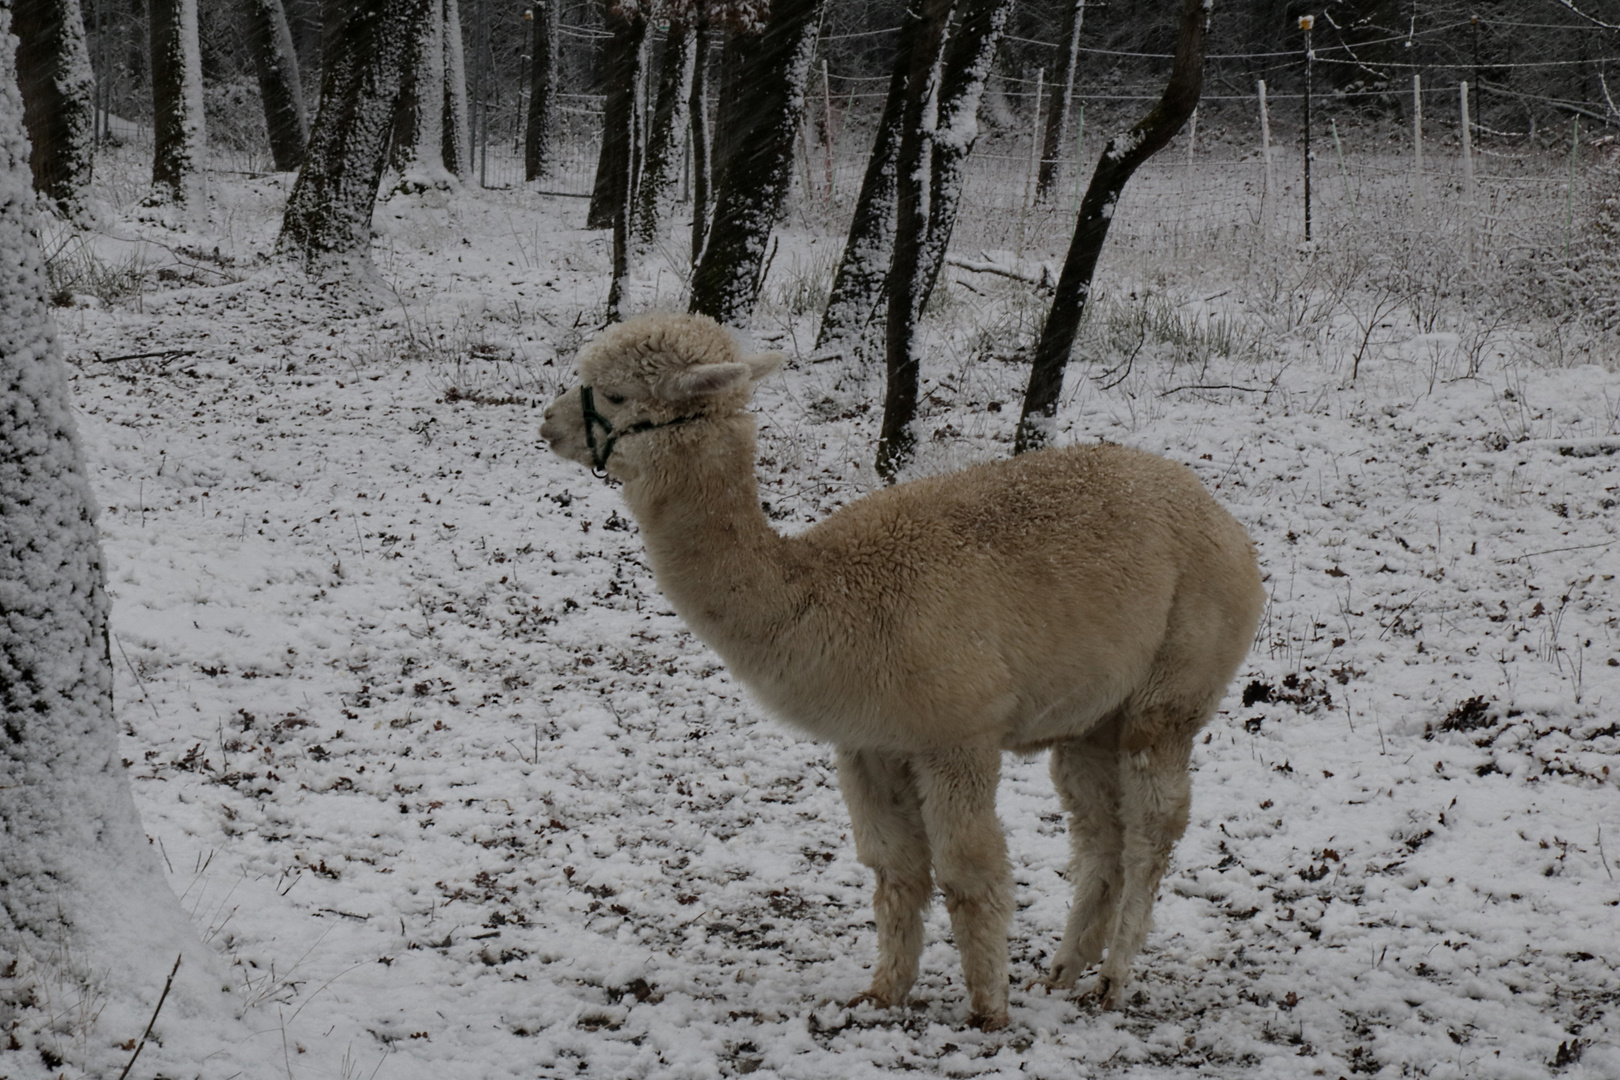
[1460,81,1475,264]
[1258,80,1274,235]
[1412,73,1424,207]
[1566,116,1580,261]
[1025,68,1044,211]
[1301,16,1314,242]
[1184,107,1197,196]
[1073,103,1085,215]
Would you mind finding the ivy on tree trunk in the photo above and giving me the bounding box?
[149,0,205,203]
[688,12,710,267]
[524,0,559,181]
[278,0,428,266]
[1015,0,1209,454]
[687,0,823,327]
[587,2,647,231]
[246,0,308,172]
[12,0,95,216]
[633,19,695,250]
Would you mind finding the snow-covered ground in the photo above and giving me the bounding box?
[33,147,1620,1078]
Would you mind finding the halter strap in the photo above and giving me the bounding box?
[581,385,699,477]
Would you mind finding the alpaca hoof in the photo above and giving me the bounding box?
[970,1010,1010,1031]
[847,989,903,1010]
[1095,974,1124,1011]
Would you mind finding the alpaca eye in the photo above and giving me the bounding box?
[605,393,626,405]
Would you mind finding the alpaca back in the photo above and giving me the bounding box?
[717,443,1262,754]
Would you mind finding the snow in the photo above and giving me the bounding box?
[13,137,1620,1078]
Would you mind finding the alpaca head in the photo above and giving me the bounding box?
[541,313,783,478]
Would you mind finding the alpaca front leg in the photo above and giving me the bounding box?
[1046,732,1124,988]
[914,745,1013,1030]
[836,748,932,1008]
[1096,734,1194,1009]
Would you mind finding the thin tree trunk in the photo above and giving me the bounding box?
[149,0,205,202]
[442,0,471,178]
[1015,0,1209,453]
[633,19,695,248]
[0,16,224,1068]
[814,8,916,357]
[588,3,647,230]
[524,0,559,180]
[1035,0,1084,202]
[245,0,307,171]
[687,0,824,326]
[688,11,710,267]
[278,0,427,266]
[390,0,446,182]
[876,0,953,480]
[12,0,95,216]
[918,0,1011,318]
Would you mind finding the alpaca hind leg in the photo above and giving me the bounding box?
[913,745,1013,1030]
[837,748,932,1007]
[1046,728,1123,988]
[1095,728,1195,1009]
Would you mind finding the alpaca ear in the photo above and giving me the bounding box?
[658,362,751,400]
[743,352,784,384]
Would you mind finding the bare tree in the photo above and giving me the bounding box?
[11,0,95,216]
[278,0,431,266]
[588,1,649,230]
[149,0,205,202]
[391,0,448,182]
[687,0,823,325]
[688,8,711,264]
[442,0,471,178]
[524,0,560,180]
[245,0,308,171]
[1015,0,1210,453]
[1036,0,1085,202]
[0,14,223,1070]
[633,17,696,248]
[876,0,953,479]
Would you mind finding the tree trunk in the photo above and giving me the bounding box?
[917,0,1011,305]
[0,14,223,1070]
[442,0,471,178]
[390,0,447,182]
[876,0,953,481]
[813,9,915,357]
[11,0,95,216]
[1015,0,1209,454]
[633,18,695,248]
[524,0,559,180]
[587,3,647,230]
[1035,0,1084,202]
[245,0,308,171]
[688,12,710,267]
[277,0,427,266]
[687,0,823,327]
[149,0,205,202]
[709,25,745,190]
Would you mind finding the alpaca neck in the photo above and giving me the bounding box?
[620,416,796,640]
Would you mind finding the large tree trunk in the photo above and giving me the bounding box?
[688,12,710,266]
[1015,0,1209,453]
[277,0,426,267]
[875,0,953,480]
[149,0,205,203]
[1035,0,1085,202]
[917,0,1011,304]
[390,0,447,182]
[524,0,559,181]
[11,0,95,216]
[687,0,823,327]
[245,0,308,171]
[633,19,695,248]
[587,2,648,231]
[442,0,471,178]
[814,10,915,357]
[0,13,223,1072]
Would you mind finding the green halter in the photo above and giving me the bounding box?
[580,386,698,477]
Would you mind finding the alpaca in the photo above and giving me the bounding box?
[540,312,1265,1029]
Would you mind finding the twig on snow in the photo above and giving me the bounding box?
[117,954,182,1080]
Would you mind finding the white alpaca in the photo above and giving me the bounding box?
[540,312,1265,1029]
